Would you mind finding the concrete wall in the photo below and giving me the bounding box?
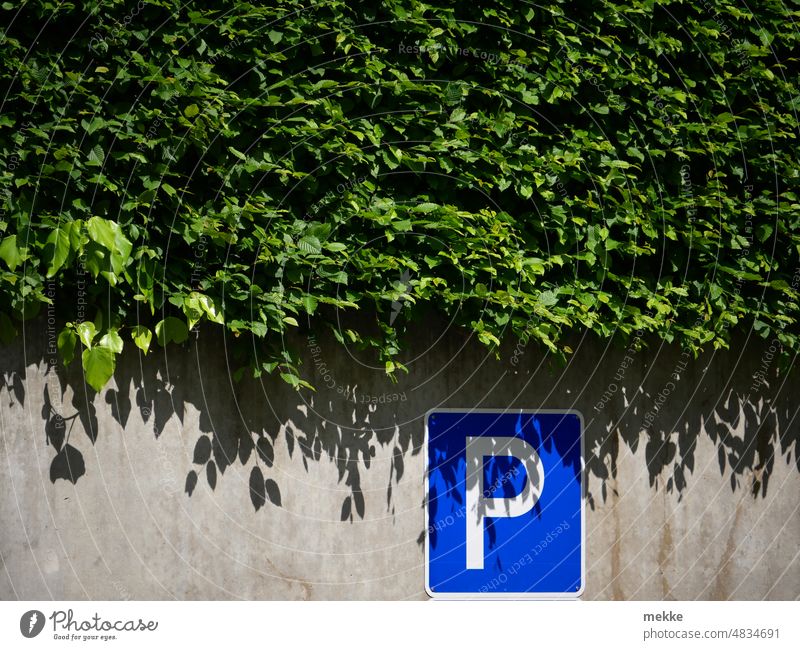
[1,318,798,600]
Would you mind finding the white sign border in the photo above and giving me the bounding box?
[423,408,586,600]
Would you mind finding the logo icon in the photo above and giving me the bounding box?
[20,610,45,638]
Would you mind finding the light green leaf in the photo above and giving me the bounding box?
[76,321,97,348]
[87,143,104,166]
[130,325,152,354]
[86,216,117,250]
[82,346,115,392]
[414,202,438,213]
[99,329,124,354]
[197,293,224,323]
[280,372,313,390]
[302,295,318,314]
[538,290,558,306]
[0,235,22,271]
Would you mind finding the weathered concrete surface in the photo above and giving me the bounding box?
[1,318,798,600]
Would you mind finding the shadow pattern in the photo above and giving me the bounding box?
[0,318,797,524]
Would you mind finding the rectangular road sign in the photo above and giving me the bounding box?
[425,409,584,598]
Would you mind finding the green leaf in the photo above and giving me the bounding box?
[57,328,77,364]
[1,1,798,404]
[756,224,773,243]
[298,236,322,254]
[0,235,22,271]
[538,290,558,306]
[86,216,133,276]
[302,295,318,314]
[99,329,124,354]
[197,293,224,324]
[130,325,152,354]
[250,321,268,337]
[82,346,115,391]
[86,216,117,250]
[156,317,189,345]
[280,372,313,390]
[76,321,97,348]
[45,225,72,277]
[414,203,439,213]
[86,143,104,166]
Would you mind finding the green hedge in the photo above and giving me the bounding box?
[1,0,799,390]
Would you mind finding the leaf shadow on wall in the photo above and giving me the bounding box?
[2,320,797,534]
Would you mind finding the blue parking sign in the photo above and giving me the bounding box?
[425,409,584,598]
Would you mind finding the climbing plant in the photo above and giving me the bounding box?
[1,0,799,391]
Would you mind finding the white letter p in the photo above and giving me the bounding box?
[466,436,544,570]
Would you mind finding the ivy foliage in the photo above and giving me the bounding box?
[1,0,799,390]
